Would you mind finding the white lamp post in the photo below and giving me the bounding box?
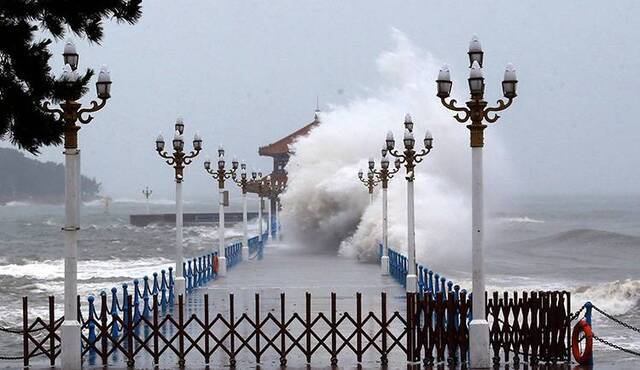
[358,167,378,204]
[437,35,518,368]
[155,118,202,298]
[252,171,265,242]
[275,194,281,240]
[370,152,401,275]
[265,176,273,239]
[204,147,238,277]
[266,178,284,240]
[232,162,250,259]
[385,114,433,293]
[40,40,112,369]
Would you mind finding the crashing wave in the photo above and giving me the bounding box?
[280,29,511,262]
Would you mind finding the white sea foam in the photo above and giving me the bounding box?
[43,218,62,227]
[0,258,173,281]
[280,30,511,262]
[498,216,545,224]
[573,279,640,316]
[466,277,640,318]
[4,201,31,207]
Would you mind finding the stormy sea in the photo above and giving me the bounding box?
[0,195,638,367]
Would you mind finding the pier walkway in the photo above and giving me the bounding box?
[175,239,408,369]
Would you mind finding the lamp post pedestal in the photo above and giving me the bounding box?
[61,321,81,369]
[242,192,249,260]
[62,144,81,369]
[218,188,227,277]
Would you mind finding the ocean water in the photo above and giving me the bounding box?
[0,198,262,363]
[0,195,639,367]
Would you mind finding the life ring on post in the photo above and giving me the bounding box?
[572,319,593,365]
[213,255,219,273]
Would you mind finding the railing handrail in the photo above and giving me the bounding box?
[381,243,465,299]
[85,231,271,322]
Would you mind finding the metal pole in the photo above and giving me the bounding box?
[381,187,389,275]
[241,191,249,260]
[61,147,81,369]
[267,196,272,240]
[174,180,186,298]
[369,192,374,205]
[469,147,489,368]
[275,199,280,240]
[258,196,263,242]
[218,187,227,276]
[406,179,417,293]
[145,196,150,214]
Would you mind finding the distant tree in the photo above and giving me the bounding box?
[0,147,101,203]
[0,0,142,154]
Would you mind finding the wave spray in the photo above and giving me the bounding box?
[279,30,503,269]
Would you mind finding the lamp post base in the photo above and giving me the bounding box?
[174,277,186,300]
[380,255,389,276]
[61,321,81,370]
[218,256,227,277]
[405,274,418,293]
[242,246,249,260]
[469,319,490,368]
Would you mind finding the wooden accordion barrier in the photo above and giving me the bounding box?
[20,290,571,367]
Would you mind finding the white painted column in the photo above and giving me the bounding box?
[61,147,81,369]
[267,197,272,240]
[469,147,490,368]
[275,199,280,240]
[241,191,249,260]
[381,187,389,275]
[218,188,227,276]
[406,179,417,293]
[174,180,186,299]
[258,196,263,242]
[369,192,374,204]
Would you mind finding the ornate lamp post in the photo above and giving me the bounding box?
[273,179,285,240]
[263,176,285,239]
[204,148,238,277]
[385,114,433,293]
[142,186,153,214]
[358,168,378,204]
[155,118,203,298]
[370,154,401,275]
[251,171,265,242]
[40,40,112,368]
[232,162,250,260]
[264,175,273,239]
[436,35,518,368]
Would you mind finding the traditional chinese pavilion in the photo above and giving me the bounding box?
[248,109,321,209]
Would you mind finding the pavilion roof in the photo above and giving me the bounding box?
[258,112,320,157]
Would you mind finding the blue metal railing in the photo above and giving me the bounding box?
[83,231,271,329]
[381,243,465,299]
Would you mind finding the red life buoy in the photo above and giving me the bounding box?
[572,319,593,365]
[213,256,219,273]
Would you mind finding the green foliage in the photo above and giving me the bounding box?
[0,0,142,154]
[0,147,101,204]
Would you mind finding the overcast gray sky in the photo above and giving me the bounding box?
[12,1,640,201]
